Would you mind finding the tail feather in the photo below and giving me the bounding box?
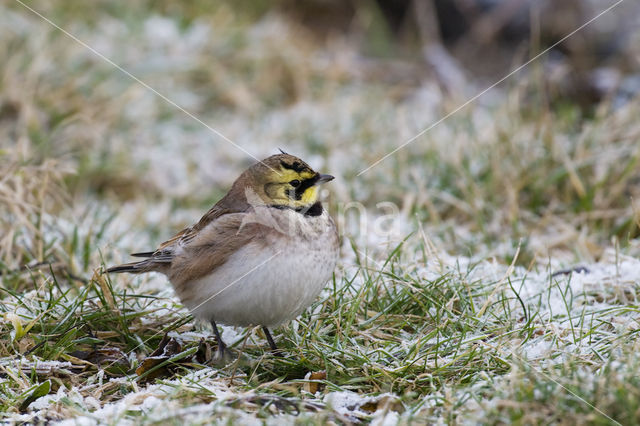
[107,249,173,274]
[130,251,155,258]
[106,260,155,274]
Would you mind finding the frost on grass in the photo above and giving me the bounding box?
[6,234,640,423]
[2,1,640,424]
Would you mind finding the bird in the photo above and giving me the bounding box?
[107,153,339,359]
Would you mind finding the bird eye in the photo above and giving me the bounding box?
[289,179,301,188]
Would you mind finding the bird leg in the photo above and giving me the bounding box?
[211,320,227,359]
[262,327,283,356]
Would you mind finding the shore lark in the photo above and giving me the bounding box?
[107,153,339,358]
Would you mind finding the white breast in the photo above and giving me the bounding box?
[178,209,338,327]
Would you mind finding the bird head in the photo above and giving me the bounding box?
[234,153,334,210]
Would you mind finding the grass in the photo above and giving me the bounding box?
[3,233,640,423]
[2,0,640,424]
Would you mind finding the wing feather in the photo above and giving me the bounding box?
[110,182,253,275]
[168,212,268,289]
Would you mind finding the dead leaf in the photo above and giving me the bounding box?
[303,370,327,394]
[348,394,404,415]
[70,346,130,376]
[195,338,212,364]
[135,334,182,380]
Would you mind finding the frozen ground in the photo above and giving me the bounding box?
[6,244,640,424]
[2,2,640,424]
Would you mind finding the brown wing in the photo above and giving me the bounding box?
[155,178,253,252]
[108,207,253,276]
[116,177,253,275]
[156,206,232,251]
[167,212,268,289]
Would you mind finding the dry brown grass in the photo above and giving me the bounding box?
[2,1,640,424]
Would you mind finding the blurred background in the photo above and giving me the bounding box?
[1,0,640,276]
[4,2,640,422]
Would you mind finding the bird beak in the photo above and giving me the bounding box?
[316,174,334,184]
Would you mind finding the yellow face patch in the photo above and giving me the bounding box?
[300,186,318,204]
[263,163,320,208]
[276,168,315,182]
